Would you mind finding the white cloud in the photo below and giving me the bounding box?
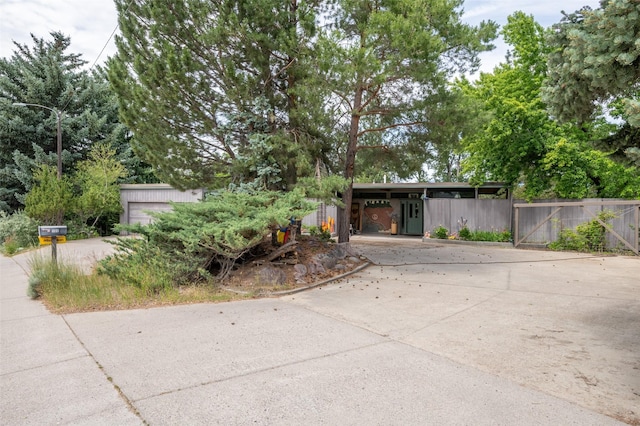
[0,0,119,68]
[0,0,601,74]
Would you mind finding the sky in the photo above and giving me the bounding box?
[0,0,602,75]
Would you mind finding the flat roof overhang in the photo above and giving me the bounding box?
[352,182,507,191]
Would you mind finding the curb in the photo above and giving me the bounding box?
[422,237,513,248]
[223,260,372,297]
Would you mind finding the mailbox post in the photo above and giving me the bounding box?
[38,226,68,264]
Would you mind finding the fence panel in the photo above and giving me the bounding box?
[513,199,639,253]
[424,199,511,235]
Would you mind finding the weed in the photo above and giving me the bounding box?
[433,225,449,239]
[458,227,472,240]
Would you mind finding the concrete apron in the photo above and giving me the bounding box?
[285,235,639,424]
[2,236,637,424]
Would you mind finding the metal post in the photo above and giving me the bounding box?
[51,236,58,265]
[514,207,519,248]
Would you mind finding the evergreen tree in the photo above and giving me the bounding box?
[543,0,640,166]
[0,32,155,213]
[109,0,325,191]
[313,0,497,241]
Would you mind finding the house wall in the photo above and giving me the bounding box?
[424,199,512,236]
[120,184,204,226]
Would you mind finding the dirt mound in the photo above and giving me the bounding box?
[224,236,366,295]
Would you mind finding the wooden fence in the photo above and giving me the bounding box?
[513,199,640,254]
[423,199,512,236]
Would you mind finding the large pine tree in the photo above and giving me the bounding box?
[313,0,496,241]
[109,0,326,191]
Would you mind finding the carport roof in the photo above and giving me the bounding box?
[352,182,507,190]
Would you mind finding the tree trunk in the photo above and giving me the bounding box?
[338,85,364,243]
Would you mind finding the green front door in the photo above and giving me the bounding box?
[401,199,423,235]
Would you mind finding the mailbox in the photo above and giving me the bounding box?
[38,226,68,237]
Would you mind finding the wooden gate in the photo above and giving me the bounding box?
[513,200,640,255]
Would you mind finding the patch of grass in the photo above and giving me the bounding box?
[2,236,21,255]
[463,229,512,243]
[27,253,239,314]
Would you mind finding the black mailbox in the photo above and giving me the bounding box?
[38,226,68,237]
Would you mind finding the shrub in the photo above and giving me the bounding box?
[100,188,317,284]
[433,225,449,239]
[0,210,39,254]
[549,211,615,252]
[458,226,472,240]
[97,237,177,294]
[308,225,332,242]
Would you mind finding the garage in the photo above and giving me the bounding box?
[120,184,204,228]
[127,202,174,225]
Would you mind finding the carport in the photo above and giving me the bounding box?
[350,182,510,236]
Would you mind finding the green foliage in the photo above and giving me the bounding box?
[0,210,39,254]
[458,226,472,240]
[462,12,640,199]
[307,226,332,242]
[445,226,511,242]
[1,32,156,214]
[24,165,73,225]
[314,0,497,241]
[549,211,617,253]
[433,226,449,239]
[463,229,512,242]
[544,1,640,126]
[543,1,640,167]
[462,12,555,194]
[109,0,323,190]
[73,144,127,235]
[100,188,317,284]
[97,237,178,294]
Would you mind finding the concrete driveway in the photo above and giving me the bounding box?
[1,236,638,425]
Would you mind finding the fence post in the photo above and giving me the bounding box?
[514,207,519,248]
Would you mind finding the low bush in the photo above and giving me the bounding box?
[0,210,39,255]
[549,211,615,252]
[452,226,512,242]
[308,225,332,242]
[433,225,449,239]
[100,188,317,285]
[458,226,472,240]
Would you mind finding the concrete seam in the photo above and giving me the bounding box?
[61,315,148,425]
[0,354,89,377]
[133,340,390,403]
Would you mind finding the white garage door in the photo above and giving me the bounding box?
[128,202,173,225]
